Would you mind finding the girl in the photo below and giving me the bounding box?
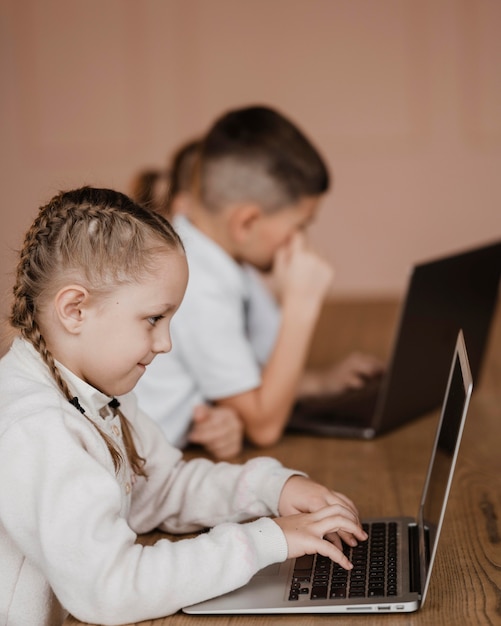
[0,187,366,626]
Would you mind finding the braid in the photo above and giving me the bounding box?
[10,187,183,478]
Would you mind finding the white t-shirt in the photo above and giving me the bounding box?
[134,215,281,447]
[244,264,281,365]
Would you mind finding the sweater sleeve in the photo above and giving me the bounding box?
[0,405,293,625]
[126,398,302,534]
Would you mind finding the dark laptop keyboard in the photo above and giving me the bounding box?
[288,522,398,601]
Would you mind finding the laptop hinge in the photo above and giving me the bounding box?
[408,523,421,594]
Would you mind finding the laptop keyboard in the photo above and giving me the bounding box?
[288,522,398,601]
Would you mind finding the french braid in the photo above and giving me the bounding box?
[10,187,183,477]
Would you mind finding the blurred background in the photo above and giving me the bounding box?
[1,0,500,355]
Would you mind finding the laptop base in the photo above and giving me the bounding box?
[287,377,381,439]
[183,517,420,615]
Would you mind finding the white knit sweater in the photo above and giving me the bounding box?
[0,339,294,626]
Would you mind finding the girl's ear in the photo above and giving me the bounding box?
[228,203,262,243]
[54,285,90,334]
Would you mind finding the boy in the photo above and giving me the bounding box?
[135,105,382,454]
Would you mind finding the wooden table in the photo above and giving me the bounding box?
[65,299,501,626]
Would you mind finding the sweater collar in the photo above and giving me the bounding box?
[57,360,117,418]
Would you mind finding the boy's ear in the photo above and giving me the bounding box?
[53,285,90,334]
[228,203,262,243]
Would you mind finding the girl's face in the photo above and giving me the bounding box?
[75,250,188,397]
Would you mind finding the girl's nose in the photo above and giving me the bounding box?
[153,328,172,354]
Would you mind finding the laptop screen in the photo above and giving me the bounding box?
[418,332,472,603]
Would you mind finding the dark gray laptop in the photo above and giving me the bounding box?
[184,331,472,615]
[288,239,500,439]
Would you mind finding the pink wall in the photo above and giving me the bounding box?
[1,0,500,353]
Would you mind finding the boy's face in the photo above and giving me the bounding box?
[244,195,320,271]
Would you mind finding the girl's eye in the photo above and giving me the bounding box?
[147,315,165,326]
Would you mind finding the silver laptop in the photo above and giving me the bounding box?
[288,239,499,439]
[184,330,473,615]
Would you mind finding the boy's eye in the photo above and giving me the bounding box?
[147,315,165,326]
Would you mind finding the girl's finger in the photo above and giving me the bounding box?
[310,503,360,527]
[328,491,358,512]
[315,538,354,571]
[313,513,367,544]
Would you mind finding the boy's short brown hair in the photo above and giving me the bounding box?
[198,105,330,213]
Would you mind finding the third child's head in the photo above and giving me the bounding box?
[131,138,201,218]
[195,105,330,271]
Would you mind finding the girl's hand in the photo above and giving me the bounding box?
[273,505,368,569]
[278,475,365,549]
[188,404,244,460]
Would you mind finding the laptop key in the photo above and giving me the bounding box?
[311,586,328,599]
[330,587,347,598]
[369,587,385,597]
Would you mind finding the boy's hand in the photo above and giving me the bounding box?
[300,352,385,396]
[274,233,333,307]
[321,352,384,393]
[277,475,366,554]
[188,404,244,460]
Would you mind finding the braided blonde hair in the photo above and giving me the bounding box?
[10,186,184,477]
